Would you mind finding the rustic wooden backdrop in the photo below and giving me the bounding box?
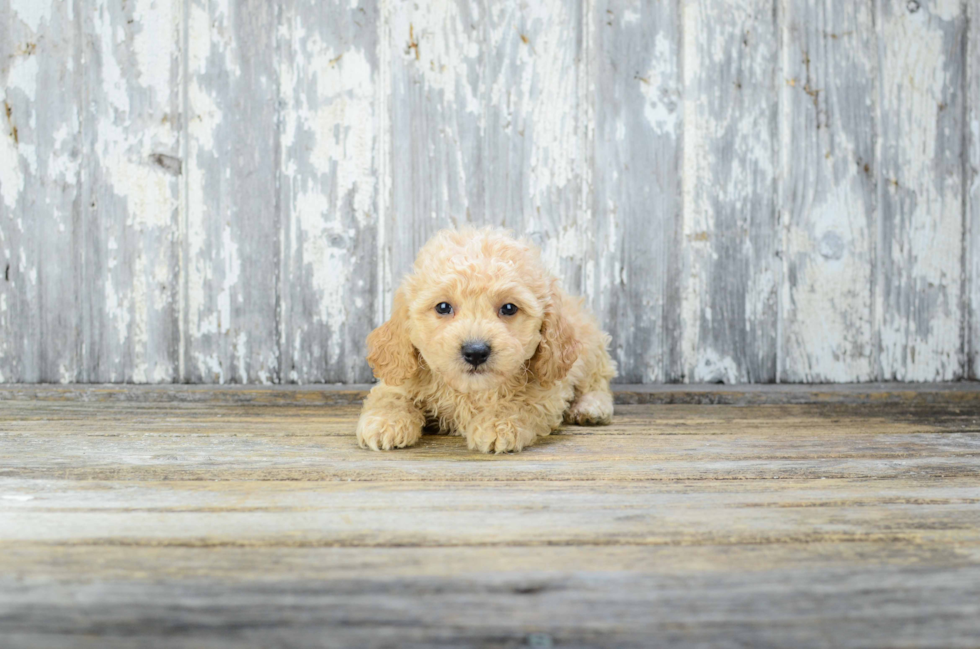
[0,0,977,385]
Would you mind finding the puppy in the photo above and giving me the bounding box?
[356,228,616,453]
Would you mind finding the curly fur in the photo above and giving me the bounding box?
[356,228,616,454]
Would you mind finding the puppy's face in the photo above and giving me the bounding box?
[407,265,544,392]
[366,229,578,392]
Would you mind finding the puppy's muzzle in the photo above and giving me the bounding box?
[461,341,491,368]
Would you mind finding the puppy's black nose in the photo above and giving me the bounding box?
[461,341,491,367]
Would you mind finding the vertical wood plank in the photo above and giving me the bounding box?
[0,0,82,382]
[592,0,680,383]
[184,0,280,383]
[385,0,587,297]
[386,0,485,284]
[968,0,979,379]
[81,0,181,382]
[679,0,779,383]
[876,0,965,381]
[482,0,589,295]
[278,0,379,383]
[778,0,876,382]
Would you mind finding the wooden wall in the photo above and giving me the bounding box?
[0,0,976,384]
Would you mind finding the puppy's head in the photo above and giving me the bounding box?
[367,228,578,392]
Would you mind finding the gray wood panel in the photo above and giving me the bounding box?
[875,0,966,381]
[0,0,975,384]
[593,0,681,383]
[183,0,280,383]
[278,0,380,383]
[81,0,182,383]
[385,0,588,293]
[969,0,980,380]
[386,0,486,284]
[779,0,877,382]
[679,0,779,383]
[0,0,82,382]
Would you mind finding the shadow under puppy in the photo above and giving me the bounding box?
[357,228,616,453]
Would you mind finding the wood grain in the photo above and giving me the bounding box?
[278,0,379,383]
[183,0,280,383]
[875,0,966,381]
[0,0,977,385]
[779,0,876,382]
[1,387,979,646]
[81,0,182,383]
[969,0,980,380]
[680,0,779,383]
[593,0,681,383]
[0,0,82,382]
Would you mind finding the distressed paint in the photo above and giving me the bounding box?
[385,0,588,294]
[875,0,965,381]
[482,0,590,295]
[386,0,485,284]
[81,0,182,383]
[969,0,980,380]
[0,0,975,385]
[0,0,81,383]
[592,0,681,383]
[183,0,280,383]
[680,0,779,383]
[278,0,379,383]
[779,0,876,382]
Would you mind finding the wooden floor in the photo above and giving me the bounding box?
[2,384,980,648]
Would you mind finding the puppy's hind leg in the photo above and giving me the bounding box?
[565,389,613,425]
[565,334,616,426]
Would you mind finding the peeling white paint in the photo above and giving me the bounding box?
[11,0,52,33]
[0,0,974,385]
[131,0,178,105]
[639,33,679,136]
[878,2,963,380]
[0,129,23,210]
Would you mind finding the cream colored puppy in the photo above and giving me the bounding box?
[356,228,616,453]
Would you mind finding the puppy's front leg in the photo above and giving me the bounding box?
[466,403,556,454]
[356,384,425,450]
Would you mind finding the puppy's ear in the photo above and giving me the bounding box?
[366,288,418,386]
[530,283,579,388]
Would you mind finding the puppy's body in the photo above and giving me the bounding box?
[357,229,615,453]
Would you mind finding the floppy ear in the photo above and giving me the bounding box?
[530,286,579,388]
[366,289,418,386]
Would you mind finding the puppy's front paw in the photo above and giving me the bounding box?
[468,419,538,454]
[356,414,422,451]
[565,391,613,425]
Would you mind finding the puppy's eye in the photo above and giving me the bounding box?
[435,302,454,315]
[499,303,519,317]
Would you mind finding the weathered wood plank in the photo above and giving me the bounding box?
[779,0,876,382]
[1,563,978,649]
[2,392,980,647]
[2,477,978,546]
[278,0,379,384]
[0,0,82,382]
[386,0,485,284]
[482,0,590,294]
[968,0,980,380]
[385,0,588,296]
[81,0,181,383]
[3,401,975,438]
[593,0,681,383]
[2,382,980,405]
[3,400,979,483]
[875,0,966,381]
[183,0,279,383]
[679,0,779,383]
